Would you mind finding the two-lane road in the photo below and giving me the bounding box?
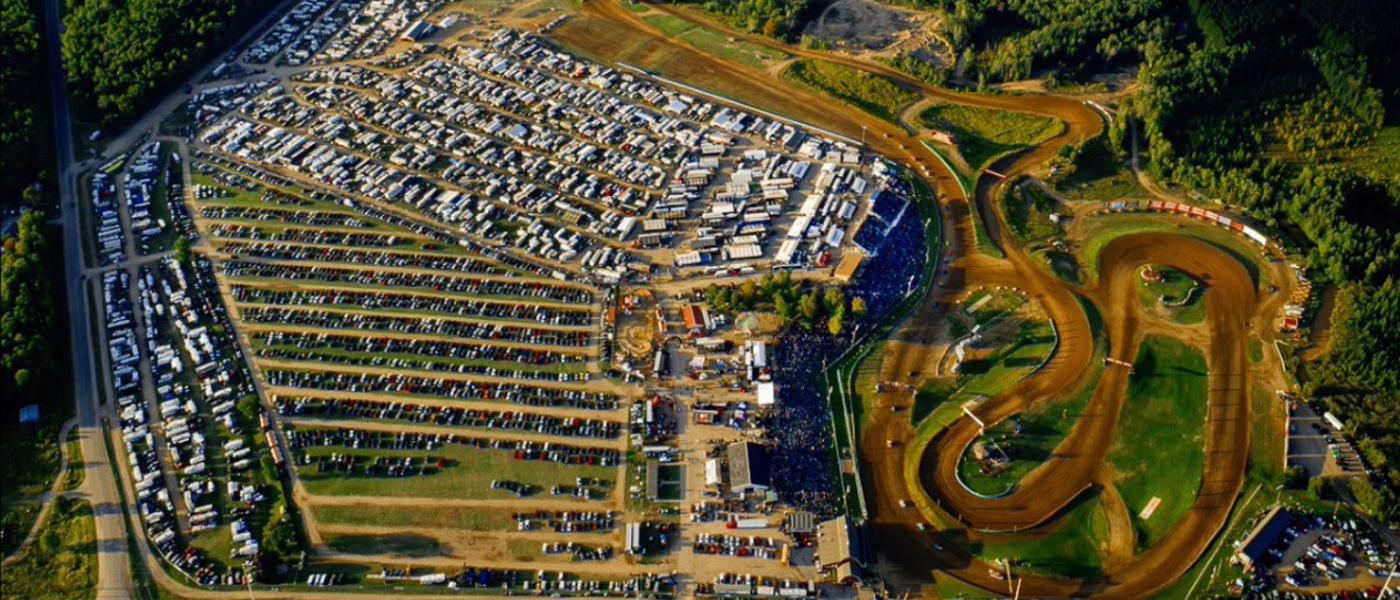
[40,0,133,595]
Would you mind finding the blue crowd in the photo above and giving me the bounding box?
[768,180,930,517]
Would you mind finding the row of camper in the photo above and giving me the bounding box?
[90,172,127,265]
[192,149,558,278]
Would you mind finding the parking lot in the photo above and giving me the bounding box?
[71,0,930,589]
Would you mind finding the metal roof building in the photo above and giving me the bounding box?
[726,441,772,493]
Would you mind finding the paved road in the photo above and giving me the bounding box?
[40,0,133,595]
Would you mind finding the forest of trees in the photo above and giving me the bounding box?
[666,0,828,41]
[902,0,1173,84]
[61,0,274,126]
[2,212,60,412]
[1,0,50,209]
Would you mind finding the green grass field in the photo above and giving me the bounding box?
[977,493,1110,579]
[957,339,1099,498]
[297,444,615,500]
[642,8,794,69]
[62,428,84,491]
[919,103,1065,171]
[642,14,695,36]
[911,378,957,425]
[963,289,1026,326]
[1248,386,1286,483]
[782,59,918,125]
[0,497,96,600]
[1,417,64,556]
[955,320,1057,400]
[325,532,445,557]
[677,27,787,69]
[1108,336,1208,551]
[314,503,516,531]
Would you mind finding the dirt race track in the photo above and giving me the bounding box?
[554,2,1272,596]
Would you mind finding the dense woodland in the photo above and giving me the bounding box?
[1,212,61,413]
[1,0,50,209]
[61,0,275,126]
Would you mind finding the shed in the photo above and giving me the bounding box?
[756,382,776,407]
[816,517,863,584]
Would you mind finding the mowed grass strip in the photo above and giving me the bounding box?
[1108,336,1208,551]
[324,532,445,557]
[918,103,1064,171]
[782,59,918,125]
[642,14,695,36]
[297,444,615,500]
[1248,386,1285,482]
[678,27,787,69]
[314,504,516,531]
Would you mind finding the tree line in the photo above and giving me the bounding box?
[702,271,866,336]
[2,211,60,413]
[1,0,52,210]
[903,0,1172,85]
[61,0,275,126]
[665,0,829,42]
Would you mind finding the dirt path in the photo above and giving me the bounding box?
[1,419,78,567]
[1097,473,1136,571]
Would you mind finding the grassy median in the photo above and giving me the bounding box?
[297,444,615,500]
